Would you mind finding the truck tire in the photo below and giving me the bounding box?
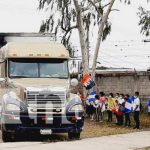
[1,125,15,142]
[68,132,80,140]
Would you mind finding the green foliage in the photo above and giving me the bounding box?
[138,7,150,36]
[119,0,131,4]
[102,21,111,41]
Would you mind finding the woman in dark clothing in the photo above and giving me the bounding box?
[124,94,132,127]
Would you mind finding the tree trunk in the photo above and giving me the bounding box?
[91,0,116,81]
[73,0,89,76]
[73,0,90,99]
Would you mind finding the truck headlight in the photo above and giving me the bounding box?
[69,104,83,112]
[6,104,21,112]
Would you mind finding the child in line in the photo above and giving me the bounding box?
[93,95,100,121]
[124,94,132,127]
[107,93,115,122]
[99,92,106,122]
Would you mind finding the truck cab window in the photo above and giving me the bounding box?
[40,61,68,78]
[9,61,38,78]
[8,58,68,78]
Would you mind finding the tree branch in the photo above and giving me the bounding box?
[61,25,78,42]
[92,0,116,80]
[111,9,120,11]
[61,1,66,31]
[102,2,111,9]
[73,0,89,75]
[87,0,103,17]
[67,25,78,31]
[81,4,91,12]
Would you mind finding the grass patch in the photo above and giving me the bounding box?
[135,146,150,150]
[81,112,150,139]
[32,113,150,142]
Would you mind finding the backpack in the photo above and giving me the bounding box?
[140,102,143,112]
[119,104,125,112]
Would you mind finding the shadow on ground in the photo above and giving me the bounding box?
[16,133,68,142]
[0,130,69,143]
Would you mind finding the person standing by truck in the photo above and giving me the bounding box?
[147,99,150,115]
[93,95,100,121]
[107,93,115,122]
[87,90,96,120]
[117,94,125,125]
[124,94,132,127]
[99,92,106,122]
[133,91,140,129]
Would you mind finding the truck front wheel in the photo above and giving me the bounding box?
[68,132,80,140]
[1,125,15,142]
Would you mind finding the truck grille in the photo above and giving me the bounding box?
[26,91,66,108]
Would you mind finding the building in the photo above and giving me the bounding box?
[95,68,150,100]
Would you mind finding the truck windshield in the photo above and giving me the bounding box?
[8,58,69,78]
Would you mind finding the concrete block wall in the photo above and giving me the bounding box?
[96,75,150,100]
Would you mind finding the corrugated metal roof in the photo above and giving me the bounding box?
[1,42,69,58]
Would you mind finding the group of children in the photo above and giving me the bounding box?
[85,91,141,129]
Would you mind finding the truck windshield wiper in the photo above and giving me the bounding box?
[57,76,68,79]
[49,75,68,79]
[50,74,68,79]
[10,75,30,78]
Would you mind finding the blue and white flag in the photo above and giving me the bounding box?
[131,96,135,102]
[125,97,133,113]
[147,99,150,113]
[147,99,150,107]
[88,90,96,102]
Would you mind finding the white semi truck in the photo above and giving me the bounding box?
[0,33,84,142]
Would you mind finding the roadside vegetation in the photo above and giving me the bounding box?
[136,146,150,150]
[42,113,150,142]
[81,113,150,139]
[22,113,150,142]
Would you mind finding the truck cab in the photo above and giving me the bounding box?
[0,33,84,142]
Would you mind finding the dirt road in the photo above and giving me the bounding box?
[0,131,150,150]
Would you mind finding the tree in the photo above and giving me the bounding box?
[91,0,115,80]
[38,0,114,78]
[137,6,150,36]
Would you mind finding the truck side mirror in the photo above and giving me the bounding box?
[69,58,82,78]
[77,74,82,82]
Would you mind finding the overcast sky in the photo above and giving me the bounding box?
[0,0,43,32]
[0,0,149,38]
[0,0,150,70]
